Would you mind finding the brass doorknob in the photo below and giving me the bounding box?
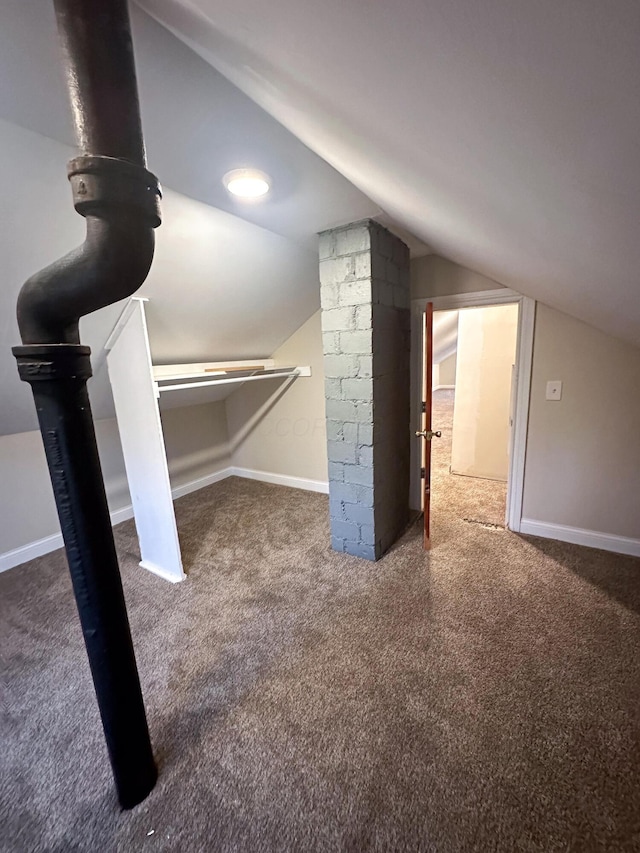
[415,429,442,440]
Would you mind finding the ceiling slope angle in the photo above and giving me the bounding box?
[0,116,331,435]
[0,0,383,250]
[0,0,414,435]
[137,0,640,347]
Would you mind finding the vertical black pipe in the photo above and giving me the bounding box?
[12,0,161,809]
[55,0,146,163]
[13,346,158,809]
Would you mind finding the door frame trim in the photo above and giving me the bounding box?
[409,289,536,533]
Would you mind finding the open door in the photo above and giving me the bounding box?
[417,303,441,549]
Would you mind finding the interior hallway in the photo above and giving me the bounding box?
[431,388,507,530]
[2,477,640,851]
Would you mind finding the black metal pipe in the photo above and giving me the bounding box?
[13,346,158,809]
[17,158,159,345]
[55,0,147,164]
[12,0,161,809]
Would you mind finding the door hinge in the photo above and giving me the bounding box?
[420,467,426,479]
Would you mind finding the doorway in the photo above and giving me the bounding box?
[410,289,535,536]
[431,303,518,528]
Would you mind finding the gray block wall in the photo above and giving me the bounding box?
[319,219,411,560]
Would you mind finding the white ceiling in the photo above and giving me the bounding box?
[3,0,639,436]
[1,1,397,435]
[138,0,640,348]
[0,0,390,252]
[0,0,435,435]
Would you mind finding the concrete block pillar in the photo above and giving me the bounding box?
[319,219,411,560]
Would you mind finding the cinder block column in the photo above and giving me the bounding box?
[319,219,410,560]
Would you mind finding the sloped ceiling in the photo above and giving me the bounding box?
[0,0,392,435]
[0,119,326,435]
[138,0,640,348]
[0,0,381,250]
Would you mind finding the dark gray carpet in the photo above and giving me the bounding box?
[2,475,640,852]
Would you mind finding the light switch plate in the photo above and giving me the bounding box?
[546,380,562,401]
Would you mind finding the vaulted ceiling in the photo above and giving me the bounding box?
[139,0,640,348]
[2,0,639,435]
[0,0,388,434]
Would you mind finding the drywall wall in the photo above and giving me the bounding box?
[438,352,457,387]
[0,119,85,435]
[431,309,458,388]
[431,310,459,362]
[522,304,640,541]
[411,255,505,301]
[161,402,230,490]
[0,402,230,569]
[0,419,128,562]
[451,304,518,481]
[226,311,328,486]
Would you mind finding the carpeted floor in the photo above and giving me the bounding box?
[431,389,507,529]
[2,466,640,850]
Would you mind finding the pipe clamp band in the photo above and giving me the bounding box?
[68,156,162,227]
[13,344,93,382]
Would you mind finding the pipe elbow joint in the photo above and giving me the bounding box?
[17,156,161,345]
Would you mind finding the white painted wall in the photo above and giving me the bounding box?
[431,309,459,389]
[162,403,230,491]
[412,255,505,301]
[226,311,328,487]
[438,352,457,387]
[451,304,518,481]
[0,419,128,563]
[522,304,640,544]
[8,242,640,567]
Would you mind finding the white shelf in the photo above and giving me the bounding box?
[155,365,310,410]
[153,360,311,410]
[153,359,276,381]
[157,366,310,392]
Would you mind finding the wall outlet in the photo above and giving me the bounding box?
[546,380,562,401]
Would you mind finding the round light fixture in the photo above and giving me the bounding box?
[223,168,271,199]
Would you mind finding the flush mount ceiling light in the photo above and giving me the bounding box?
[223,168,271,199]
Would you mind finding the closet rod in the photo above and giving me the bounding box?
[158,369,303,393]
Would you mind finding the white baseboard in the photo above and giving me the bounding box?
[6,467,636,572]
[433,384,455,392]
[170,466,233,500]
[0,466,231,574]
[109,504,135,526]
[0,532,66,574]
[230,466,329,494]
[0,464,327,573]
[520,518,640,558]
